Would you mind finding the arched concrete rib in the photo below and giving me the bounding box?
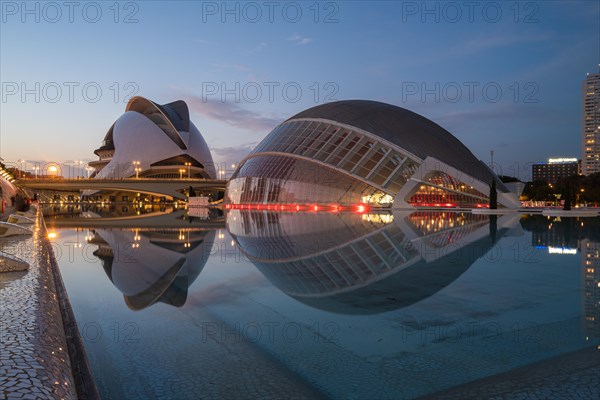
[126,96,188,150]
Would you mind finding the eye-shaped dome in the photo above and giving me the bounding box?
[226,100,519,209]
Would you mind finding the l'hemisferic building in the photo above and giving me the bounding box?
[225,100,519,209]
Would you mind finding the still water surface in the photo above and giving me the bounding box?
[46,208,600,399]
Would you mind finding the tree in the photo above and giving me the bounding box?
[489,179,498,209]
[498,175,520,183]
[563,182,572,210]
[522,181,553,202]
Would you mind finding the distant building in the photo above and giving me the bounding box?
[531,158,581,184]
[581,239,600,339]
[583,73,600,175]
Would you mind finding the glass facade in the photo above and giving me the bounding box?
[408,171,491,207]
[252,120,421,193]
[226,117,504,208]
[227,119,423,206]
[227,155,391,205]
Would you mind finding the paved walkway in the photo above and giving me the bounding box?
[426,347,600,399]
[0,209,77,399]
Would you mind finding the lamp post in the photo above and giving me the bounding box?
[179,168,185,179]
[133,161,141,179]
[185,162,191,178]
[48,165,58,178]
[18,159,24,178]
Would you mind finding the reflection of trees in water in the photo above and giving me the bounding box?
[520,215,600,243]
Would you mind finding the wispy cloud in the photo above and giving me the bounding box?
[251,42,267,52]
[212,63,251,72]
[241,42,268,55]
[212,143,258,164]
[452,32,551,54]
[404,32,552,67]
[287,34,312,45]
[185,95,282,133]
[433,104,566,131]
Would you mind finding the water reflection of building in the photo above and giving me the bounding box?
[228,210,516,314]
[534,222,578,251]
[41,203,175,219]
[91,228,215,310]
[581,239,600,339]
[520,215,600,339]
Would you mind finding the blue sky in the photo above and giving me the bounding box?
[0,1,598,180]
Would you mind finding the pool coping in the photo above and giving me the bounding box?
[0,207,100,399]
[39,215,101,399]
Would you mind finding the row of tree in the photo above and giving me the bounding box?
[520,172,600,204]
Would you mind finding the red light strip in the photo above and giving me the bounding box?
[223,203,370,213]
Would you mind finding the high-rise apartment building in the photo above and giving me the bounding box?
[583,72,600,175]
[581,239,600,340]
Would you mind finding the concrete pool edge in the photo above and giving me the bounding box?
[39,214,101,399]
[1,208,79,399]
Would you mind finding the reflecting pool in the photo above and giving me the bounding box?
[47,209,600,399]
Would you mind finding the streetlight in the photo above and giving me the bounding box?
[18,159,25,178]
[179,168,185,179]
[133,161,141,179]
[48,165,58,178]
[185,162,191,178]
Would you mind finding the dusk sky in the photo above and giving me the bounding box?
[1,1,598,180]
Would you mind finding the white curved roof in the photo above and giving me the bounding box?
[95,96,215,179]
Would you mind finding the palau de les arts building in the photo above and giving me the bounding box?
[225,100,519,209]
[90,96,216,181]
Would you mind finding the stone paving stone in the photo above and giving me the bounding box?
[426,347,600,399]
[0,210,77,399]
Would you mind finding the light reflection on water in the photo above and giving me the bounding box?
[47,208,600,399]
